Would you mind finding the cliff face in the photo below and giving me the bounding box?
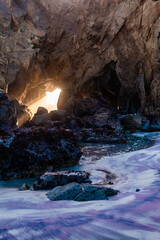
[0,0,160,114]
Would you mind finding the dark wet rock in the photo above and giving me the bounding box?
[74,98,104,116]
[19,183,30,191]
[93,112,110,128]
[33,171,91,190]
[46,182,119,201]
[0,90,6,99]
[48,110,68,121]
[74,184,118,201]
[120,114,149,131]
[0,127,82,180]
[36,107,48,115]
[149,124,160,131]
[63,116,87,130]
[30,112,48,126]
[29,110,69,127]
[27,107,49,127]
[92,108,113,128]
[47,182,82,201]
[0,128,11,137]
[0,141,11,176]
[0,90,17,131]
[120,113,160,132]
[0,133,15,179]
[46,120,62,129]
[80,128,126,143]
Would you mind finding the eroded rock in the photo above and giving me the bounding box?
[120,114,149,131]
[0,127,82,180]
[46,182,119,201]
[33,171,91,190]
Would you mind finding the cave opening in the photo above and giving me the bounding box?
[79,61,122,112]
[29,88,61,115]
[78,61,141,114]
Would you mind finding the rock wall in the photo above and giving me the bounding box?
[0,0,159,114]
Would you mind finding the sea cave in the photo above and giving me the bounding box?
[0,0,160,239]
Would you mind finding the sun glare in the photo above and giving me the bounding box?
[29,88,61,115]
[46,89,61,105]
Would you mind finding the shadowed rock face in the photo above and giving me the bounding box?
[0,0,159,113]
[0,127,82,180]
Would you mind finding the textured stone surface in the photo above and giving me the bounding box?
[46,182,119,201]
[33,171,91,190]
[120,114,149,130]
[0,0,159,114]
[0,90,17,131]
[0,127,82,180]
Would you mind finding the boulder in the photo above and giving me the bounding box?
[33,171,91,190]
[93,108,111,128]
[0,127,82,180]
[74,98,104,116]
[63,116,87,130]
[31,112,48,126]
[46,182,119,201]
[120,114,149,131]
[92,108,123,133]
[36,107,48,115]
[29,107,49,126]
[48,110,68,121]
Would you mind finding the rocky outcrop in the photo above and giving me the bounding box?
[0,127,82,180]
[0,0,159,115]
[46,182,119,201]
[26,108,126,143]
[33,171,91,190]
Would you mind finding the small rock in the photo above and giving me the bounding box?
[36,107,48,115]
[136,188,140,192]
[19,183,30,191]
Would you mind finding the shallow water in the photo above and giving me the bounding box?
[0,132,160,240]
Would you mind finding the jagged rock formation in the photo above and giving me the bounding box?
[0,127,82,180]
[0,0,159,114]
